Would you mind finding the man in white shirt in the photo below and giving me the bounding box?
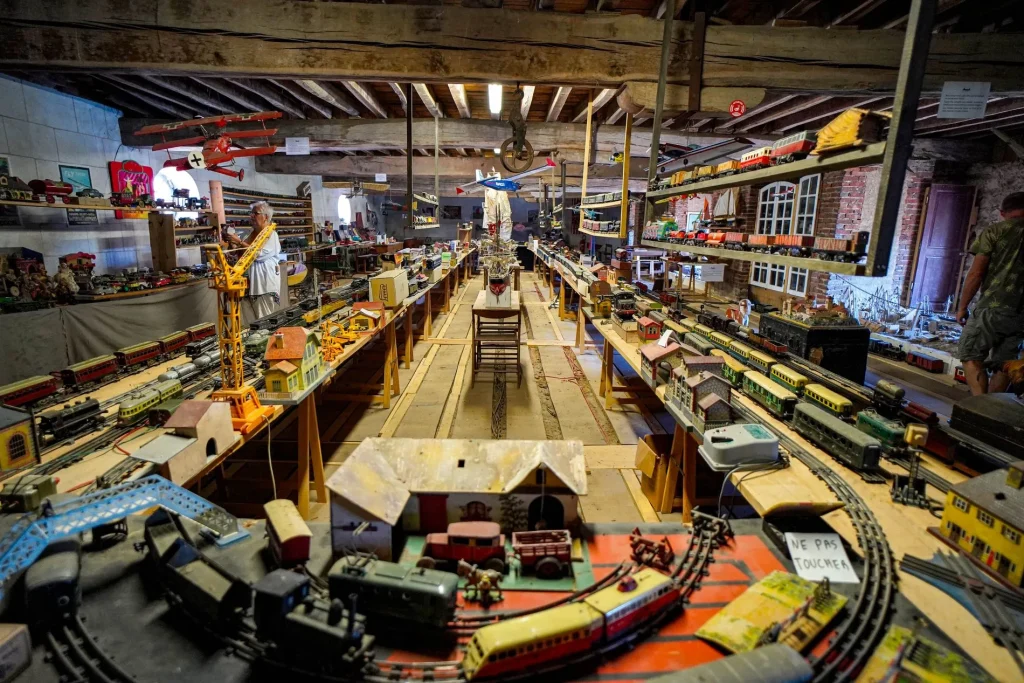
[226,200,281,319]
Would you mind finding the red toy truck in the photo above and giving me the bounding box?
[511,530,572,579]
[417,522,506,572]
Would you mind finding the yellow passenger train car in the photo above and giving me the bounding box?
[718,354,749,388]
[770,365,809,395]
[693,324,714,340]
[664,319,688,337]
[728,341,754,362]
[709,332,732,352]
[802,383,853,418]
[742,370,798,419]
[747,349,776,374]
[677,318,697,332]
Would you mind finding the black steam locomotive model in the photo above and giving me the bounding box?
[38,398,103,441]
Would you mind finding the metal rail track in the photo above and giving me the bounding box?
[732,401,895,683]
[45,616,136,683]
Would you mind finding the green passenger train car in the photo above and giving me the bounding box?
[855,409,905,449]
[742,370,797,420]
[793,403,881,472]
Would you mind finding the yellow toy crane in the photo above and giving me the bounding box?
[203,225,278,434]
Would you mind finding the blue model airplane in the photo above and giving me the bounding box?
[456,158,556,195]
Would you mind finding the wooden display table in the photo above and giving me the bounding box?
[471,290,523,387]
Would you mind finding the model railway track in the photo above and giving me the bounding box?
[900,554,1024,614]
[883,453,951,495]
[45,616,135,683]
[732,401,895,683]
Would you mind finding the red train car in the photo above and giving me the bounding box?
[61,355,119,387]
[748,234,775,251]
[186,323,216,342]
[705,231,727,247]
[772,234,814,256]
[0,375,59,407]
[265,499,312,567]
[761,338,788,355]
[158,331,190,357]
[771,131,816,163]
[115,341,162,369]
[906,350,944,374]
[724,232,747,250]
[28,179,73,204]
[740,146,773,171]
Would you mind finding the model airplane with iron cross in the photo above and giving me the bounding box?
[133,111,283,181]
[456,158,556,195]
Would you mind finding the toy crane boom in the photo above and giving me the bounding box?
[202,225,277,434]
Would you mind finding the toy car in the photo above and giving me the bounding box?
[416,522,506,573]
[75,188,105,199]
[150,276,172,287]
[91,286,117,296]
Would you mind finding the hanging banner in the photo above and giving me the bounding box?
[108,160,154,220]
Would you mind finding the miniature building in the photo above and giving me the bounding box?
[326,438,587,560]
[0,406,39,473]
[674,371,732,432]
[938,462,1024,586]
[636,316,663,342]
[264,361,300,396]
[264,327,323,391]
[131,401,239,485]
[639,342,682,387]
[589,279,611,301]
[350,301,385,334]
[680,355,725,379]
[695,394,732,432]
[594,298,613,319]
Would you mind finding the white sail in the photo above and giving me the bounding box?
[712,188,737,219]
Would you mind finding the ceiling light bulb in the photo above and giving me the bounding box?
[488,84,502,115]
[493,147,501,154]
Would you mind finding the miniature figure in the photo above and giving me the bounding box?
[458,560,504,607]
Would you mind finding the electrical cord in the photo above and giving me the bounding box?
[264,415,277,500]
[715,450,791,520]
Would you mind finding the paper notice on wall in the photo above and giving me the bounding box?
[785,532,859,583]
[937,82,991,119]
[285,137,310,155]
[375,173,387,182]
[699,264,725,282]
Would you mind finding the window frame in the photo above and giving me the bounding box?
[756,182,796,236]
[794,174,821,236]
[787,267,809,296]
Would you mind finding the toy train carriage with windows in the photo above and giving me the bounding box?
[714,160,741,177]
[743,370,798,420]
[116,341,163,369]
[772,234,815,257]
[747,234,775,252]
[0,375,59,408]
[746,349,776,375]
[60,355,118,388]
[811,231,869,262]
[117,379,183,426]
[792,402,882,472]
[718,354,748,388]
[771,131,817,163]
[740,146,773,171]
[723,232,747,250]
[158,331,190,358]
[771,364,808,395]
[186,323,217,342]
[802,383,853,418]
[0,175,34,201]
[265,499,312,568]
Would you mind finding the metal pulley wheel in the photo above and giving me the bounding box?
[499,138,535,174]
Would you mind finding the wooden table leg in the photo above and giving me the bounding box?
[470,312,477,387]
[603,341,616,408]
[390,322,401,397]
[548,266,554,299]
[681,429,697,524]
[308,400,326,506]
[404,306,413,368]
[558,274,566,321]
[296,398,311,519]
[575,306,585,353]
[443,275,451,313]
[424,291,433,337]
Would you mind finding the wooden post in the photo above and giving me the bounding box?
[308,400,326,507]
[560,160,569,241]
[296,399,311,518]
[866,0,936,277]
[404,306,414,367]
[209,180,225,227]
[406,82,413,231]
[581,90,594,201]
[681,431,697,523]
[619,113,633,240]
[644,0,675,225]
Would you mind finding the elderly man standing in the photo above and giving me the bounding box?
[955,191,1024,396]
[226,200,281,319]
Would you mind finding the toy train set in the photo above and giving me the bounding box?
[641,227,870,264]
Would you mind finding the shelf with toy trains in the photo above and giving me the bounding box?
[0,199,216,214]
[222,200,311,209]
[413,193,439,206]
[640,239,865,275]
[412,222,440,230]
[580,195,634,210]
[219,188,313,203]
[579,227,625,239]
[174,226,218,232]
[645,142,886,202]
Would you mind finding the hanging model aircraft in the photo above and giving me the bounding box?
[456,158,557,195]
[133,112,283,181]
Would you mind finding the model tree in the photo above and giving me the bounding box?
[499,494,527,534]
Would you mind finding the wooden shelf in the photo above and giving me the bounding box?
[580,196,631,210]
[645,142,886,202]
[413,193,439,206]
[174,226,217,232]
[221,187,313,203]
[0,199,157,212]
[640,239,866,275]
[580,226,626,239]
[413,223,440,230]
[223,200,310,209]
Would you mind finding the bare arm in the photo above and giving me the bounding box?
[956,253,990,324]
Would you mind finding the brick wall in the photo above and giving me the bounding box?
[708,185,758,301]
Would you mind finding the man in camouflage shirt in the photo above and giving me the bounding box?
[956,192,1024,395]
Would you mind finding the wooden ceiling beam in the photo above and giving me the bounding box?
[97,77,194,119]
[104,74,215,118]
[571,88,617,123]
[651,0,688,19]
[715,94,799,130]
[192,77,268,113]
[7,3,1024,93]
[830,0,888,27]
[270,79,332,118]
[918,102,1024,135]
[606,107,626,125]
[448,84,472,118]
[947,112,1024,138]
[340,81,389,118]
[520,85,535,119]
[389,83,409,115]
[735,95,832,130]
[296,80,360,116]
[413,84,445,118]
[138,75,233,115]
[231,78,306,118]
[546,87,571,122]
[769,95,890,132]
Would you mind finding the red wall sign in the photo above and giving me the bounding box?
[729,100,746,117]
[108,160,154,219]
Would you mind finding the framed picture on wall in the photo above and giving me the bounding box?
[472,206,483,220]
[441,205,462,220]
[0,155,10,176]
[59,166,92,193]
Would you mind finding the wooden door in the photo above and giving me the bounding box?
[909,184,975,310]
[418,494,449,533]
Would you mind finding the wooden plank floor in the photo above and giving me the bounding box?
[301,270,664,523]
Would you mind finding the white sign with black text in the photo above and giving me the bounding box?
[938,81,991,120]
[698,264,725,282]
[285,137,311,156]
[375,173,387,183]
[784,532,859,583]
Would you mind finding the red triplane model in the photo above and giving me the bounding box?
[133,111,282,181]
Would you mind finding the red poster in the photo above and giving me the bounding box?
[108,160,154,219]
